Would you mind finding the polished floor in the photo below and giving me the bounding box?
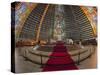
[15,45,97,73]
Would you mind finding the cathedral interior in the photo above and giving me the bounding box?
[11,2,97,73]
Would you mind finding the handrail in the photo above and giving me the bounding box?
[18,45,96,66]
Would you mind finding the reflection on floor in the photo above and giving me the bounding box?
[43,41,78,71]
[15,43,97,73]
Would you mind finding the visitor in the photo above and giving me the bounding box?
[33,40,40,51]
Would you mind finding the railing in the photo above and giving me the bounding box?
[16,45,96,67]
[70,45,96,65]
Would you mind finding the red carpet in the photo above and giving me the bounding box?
[43,41,78,71]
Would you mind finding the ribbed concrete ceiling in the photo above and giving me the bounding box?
[19,4,97,41]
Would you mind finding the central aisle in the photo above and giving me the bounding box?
[42,41,78,71]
